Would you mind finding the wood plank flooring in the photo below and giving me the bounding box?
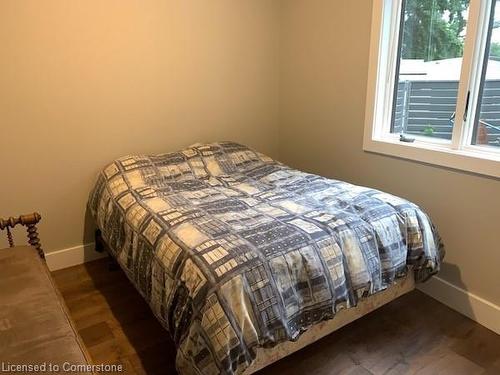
[52,259,500,375]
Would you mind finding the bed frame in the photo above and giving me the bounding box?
[243,274,415,374]
[94,229,415,373]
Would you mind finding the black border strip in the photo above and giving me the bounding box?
[390,0,408,134]
[471,0,497,144]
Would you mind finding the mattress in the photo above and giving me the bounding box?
[88,141,443,375]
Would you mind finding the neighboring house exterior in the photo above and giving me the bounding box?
[394,59,500,146]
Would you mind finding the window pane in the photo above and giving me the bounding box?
[472,0,500,149]
[392,0,470,141]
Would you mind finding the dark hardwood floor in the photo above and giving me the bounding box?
[52,259,500,375]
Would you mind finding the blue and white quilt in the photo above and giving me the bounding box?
[88,142,443,375]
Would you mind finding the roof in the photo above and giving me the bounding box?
[400,58,500,81]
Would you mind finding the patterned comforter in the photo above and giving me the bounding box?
[88,142,443,375]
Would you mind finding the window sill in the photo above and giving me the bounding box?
[363,136,500,179]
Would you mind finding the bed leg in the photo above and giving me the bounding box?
[107,254,119,271]
[95,229,104,253]
[95,229,119,271]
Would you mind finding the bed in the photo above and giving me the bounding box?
[88,141,443,375]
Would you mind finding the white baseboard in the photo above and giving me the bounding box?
[45,243,106,271]
[418,276,500,335]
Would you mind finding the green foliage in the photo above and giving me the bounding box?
[402,0,469,61]
[490,42,500,59]
[422,125,435,136]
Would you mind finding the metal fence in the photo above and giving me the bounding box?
[393,80,500,146]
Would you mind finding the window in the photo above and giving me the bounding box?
[473,1,500,148]
[364,0,500,178]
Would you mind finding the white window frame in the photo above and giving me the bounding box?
[364,0,500,178]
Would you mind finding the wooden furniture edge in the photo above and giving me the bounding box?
[43,255,96,372]
[0,212,44,258]
[1,213,94,372]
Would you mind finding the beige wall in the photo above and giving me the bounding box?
[2,0,499,308]
[0,1,280,251]
[279,0,500,306]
